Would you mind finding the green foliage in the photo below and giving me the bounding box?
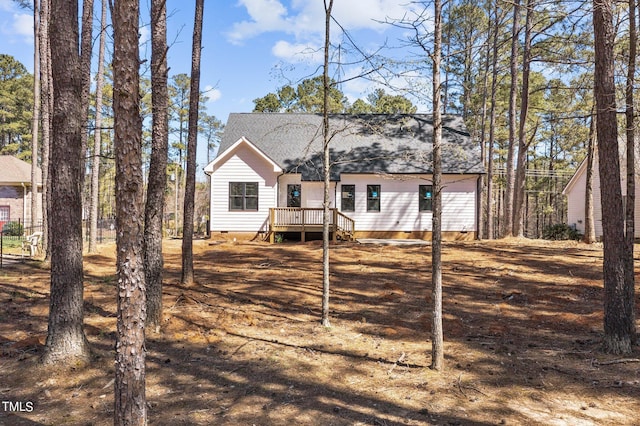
[168,73,209,163]
[346,89,417,114]
[0,54,33,157]
[253,92,281,113]
[199,113,224,163]
[254,79,416,115]
[253,76,347,113]
[2,221,23,237]
[542,223,582,241]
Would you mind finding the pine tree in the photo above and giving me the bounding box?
[112,0,147,421]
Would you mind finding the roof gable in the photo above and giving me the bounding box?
[0,155,42,185]
[205,136,283,175]
[562,158,587,195]
[217,113,483,180]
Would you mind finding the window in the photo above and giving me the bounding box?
[419,185,433,211]
[287,184,301,207]
[229,182,258,211]
[0,206,9,221]
[341,185,355,212]
[367,185,380,212]
[0,206,9,231]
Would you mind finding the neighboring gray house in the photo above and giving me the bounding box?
[0,155,42,230]
[204,113,484,241]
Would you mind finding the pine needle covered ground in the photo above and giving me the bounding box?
[1,238,639,425]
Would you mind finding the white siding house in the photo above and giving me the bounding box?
[207,137,280,233]
[563,147,640,239]
[335,174,477,235]
[205,113,484,241]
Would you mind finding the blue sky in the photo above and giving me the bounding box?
[0,0,428,168]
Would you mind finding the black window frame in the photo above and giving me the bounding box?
[229,182,259,211]
[341,184,355,212]
[287,184,301,207]
[419,184,433,212]
[367,184,381,212]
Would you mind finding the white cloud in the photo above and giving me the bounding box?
[205,86,222,103]
[227,0,418,45]
[139,25,150,46]
[227,0,291,44]
[272,40,322,63]
[11,12,33,39]
[0,0,15,12]
[332,1,417,31]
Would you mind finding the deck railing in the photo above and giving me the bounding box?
[268,207,355,241]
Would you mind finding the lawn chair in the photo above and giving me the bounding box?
[21,231,42,258]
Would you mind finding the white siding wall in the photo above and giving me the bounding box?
[565,158,640,239]
[335,174,477,232]
[593,165,604,238]
[278,174,301,207]
[277,175,336,208]
[210,145,278,232]
[302,182,336,208]
[211,149,478,234]
[565,166,588,235]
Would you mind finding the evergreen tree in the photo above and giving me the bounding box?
[112,0,147,421]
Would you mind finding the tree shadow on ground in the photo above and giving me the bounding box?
[1,239,639,425]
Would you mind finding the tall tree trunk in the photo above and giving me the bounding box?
[486,0,500,240]
[113,0,146,422]
[182,0,204,286]
[477,35,489,239]
[321,0,334,328]
[442,0,450,115]
[513,0,532,237]
[477,4,494,240]
[503,0,521,237]
[583,111,596,244]
[40,0,51,259]
[145,0,169,330]
[431,0,444,372]
[623,0,636,343]
[593,0,635,354]
[31,0,41,233]
[42,0,91,365]
[89,0,107,254]
[79,0,94,164]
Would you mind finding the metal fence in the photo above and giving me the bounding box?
[83,218,117,244]
[0,218,120,267]
[0,219,44,267]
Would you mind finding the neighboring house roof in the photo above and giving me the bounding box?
[0,155,42,186]
[214,113,483,181]
[562,158,587,195]
[562,137,638,196]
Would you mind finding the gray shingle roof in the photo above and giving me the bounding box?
[0,155,42,185]
[218,113,484,181]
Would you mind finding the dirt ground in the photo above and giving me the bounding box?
[1,238,640,425]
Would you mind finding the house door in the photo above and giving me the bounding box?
[287,184,301,207]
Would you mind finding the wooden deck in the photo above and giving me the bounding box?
[268,208,355,242]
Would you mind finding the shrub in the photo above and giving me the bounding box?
[542,223,582,241]
[2,221,23,236]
